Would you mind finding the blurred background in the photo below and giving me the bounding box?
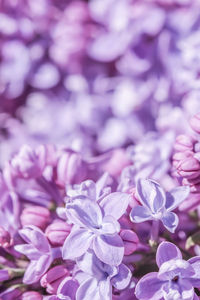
[1,0,200,168]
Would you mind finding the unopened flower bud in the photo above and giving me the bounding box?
[174,135,194,152]
[45,220,71,246]
[177,156,200,179]
[102,149,131,177]
[56,150,87,186]
[40,265,69,294]
[120,229,139,255]
[20,206,50,229]
[0,226,12,248]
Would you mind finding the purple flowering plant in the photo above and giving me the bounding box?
[1,0,200,299]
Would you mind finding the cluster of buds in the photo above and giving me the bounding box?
[173,113,200,210]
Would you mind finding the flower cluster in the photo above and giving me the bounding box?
[1,0,200,300]
[0,142,199,299]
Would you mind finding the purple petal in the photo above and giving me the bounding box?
[163,279,194,300]
[76,278,101,300]
[166,186,190,211]
[130,205,152,223]
[101,215,120,235]
[79,180,97,200]
[99,278,112,300]
[135,272,163,300]
[93,234,124,266]
[111,264,132,290]
[77,250,105,278]
[96,172,110,200]
[188,256,200,287]
[161,211,179,233]
[158,259,195,281]
[66,200,103,229]
[136,179,166,213]
[156,242,182,268]
[14,244,41,260]
[57,277,79,300]
[100,192,131,220]
[62,226,93,260]
[19,225,50,253]
[23,254,52,284]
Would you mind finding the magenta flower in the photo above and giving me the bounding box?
[135,242,200,300]
[130,179,190,233]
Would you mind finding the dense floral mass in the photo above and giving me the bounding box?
[1,0,200,299]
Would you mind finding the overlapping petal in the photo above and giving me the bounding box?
[93,234,124,266]
[156,242,182,267]
[135,272,164,300]
[136,179,166,213]
[100,192,130,220]
[62,226,93,260]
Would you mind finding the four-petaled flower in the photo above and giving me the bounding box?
[75,250,132,300]
[15,225,53,284]
[62,190,131,266]
[130,179,190,233]
[135,241,200,300]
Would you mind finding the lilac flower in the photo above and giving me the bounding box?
[118,132,175,193]
[75,250,132,300]
[135,241,200,300]
[130,179,190,233]
[10,144,48,179]
[62,188,131,265]
[15,225,55,284]
[66,172,111,202]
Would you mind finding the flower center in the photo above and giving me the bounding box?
[172,275,179,283]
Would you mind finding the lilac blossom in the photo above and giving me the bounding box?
[75,250,132,300]
[15,225,59,284]
[130,179,190,233]
[62,189,131,265]
[135,241,200,300]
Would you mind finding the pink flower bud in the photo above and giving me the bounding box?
[40,265,69,294]
[56,150,87,186]
[11,145,47,179]
[179,192,200,211]
[45,220,71,246]
[190,113,200,134]
[128,187,140,208]
[174,135,194,152]
[120,229,139,255]
[177,156,200,179]
[21,291,42,300]
[20,206,50,229]
[0,226,12,248]
[102,149,131,177]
